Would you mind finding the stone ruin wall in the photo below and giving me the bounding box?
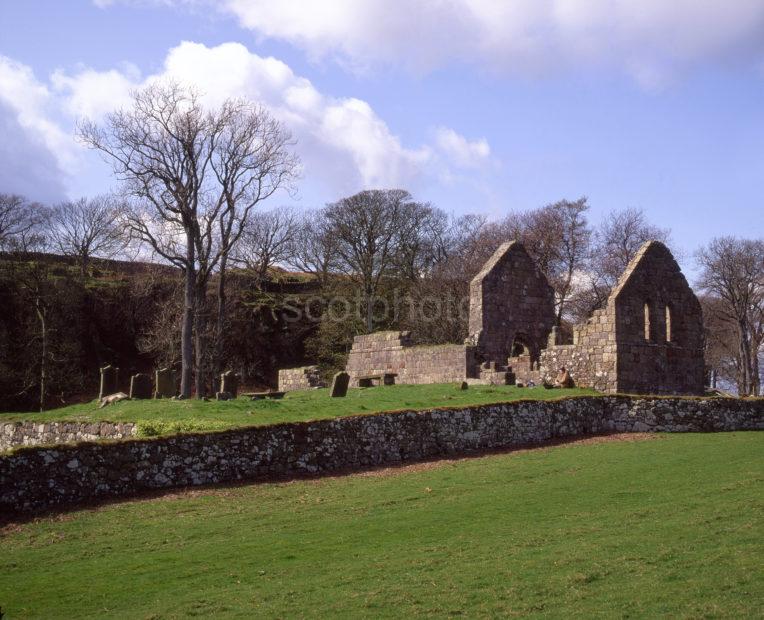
[345,331,476,387]
[3,396,762,516]
[468,241,556,367]
[610,243,705,395]
[540,305,619,392]
[297,240,704,396]
[537,242,704,395]
[278,366,325,392]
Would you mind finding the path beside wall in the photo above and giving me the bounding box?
[1,396,762,517]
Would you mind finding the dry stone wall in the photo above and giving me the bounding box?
[2,396,761,517]
[1,421,136,452]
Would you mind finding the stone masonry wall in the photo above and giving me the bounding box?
[540,305,618,392]
[611,242,704,395]
[468,241,556,366]
[1,421,136,452]
[278,366,325,392]
[345,331,476,386]
[2,397,761,517]
[536,242,704,395]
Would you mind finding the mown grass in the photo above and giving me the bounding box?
[0,384,596,436]
[1,432,762,618]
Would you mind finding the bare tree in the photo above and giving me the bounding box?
[50,195,125,275]
[79,81,298,397]
[489,198,592,323]
[540,198,591,324]
[289,211,341,288]
[324,189,418,333]
[209,103,299,386]
[393,202,450,283]
[696,237,764,396]
[0,193,50,252]
[586,207,671,308]
[78,83,213,397]
[233,207,300,285]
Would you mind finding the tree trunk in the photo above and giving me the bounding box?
[214,253,229,390]
[194,284,207,399]
[180,235,196,399]
[738,321,753,396]
[752,350,761,396]
[365,288,373,333]
[35,297,47,412]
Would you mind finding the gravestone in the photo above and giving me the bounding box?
[129,373,152,399]
[330,371,350,398]
[154,368,176,399]
[99,365,119,400]
[220,371,239,398]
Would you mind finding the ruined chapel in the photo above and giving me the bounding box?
[341,240,705,395]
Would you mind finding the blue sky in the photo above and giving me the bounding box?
[1,0,763,270]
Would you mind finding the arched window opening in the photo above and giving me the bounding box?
[644,302,651,341]
[665,304,672,343]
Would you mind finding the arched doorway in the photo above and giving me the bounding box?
[508,335,534,371]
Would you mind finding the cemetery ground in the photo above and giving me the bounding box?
[1,432,762,617]
[2,384,596,437]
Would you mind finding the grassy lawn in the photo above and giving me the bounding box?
[0,384,596,437]
[1,432,762,618]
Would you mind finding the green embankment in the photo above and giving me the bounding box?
[1,384,596,437]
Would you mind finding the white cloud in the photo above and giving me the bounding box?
[0,56,74,165]
[0,42,492,199]
[51,64,139,119]
[217,0,764,85]
[0,56,75,200]
[434,127,490,169]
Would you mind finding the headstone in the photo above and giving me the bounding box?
[330,371,350,398]
[459,381,469,390]
[129,373,152,399]
[154,368,176,399]
[220,371,239,398]
[99,365,119,400]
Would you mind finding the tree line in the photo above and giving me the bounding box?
[1,81,761,402]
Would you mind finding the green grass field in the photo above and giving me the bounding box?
[1,384,596,437]
[1,432,761,618]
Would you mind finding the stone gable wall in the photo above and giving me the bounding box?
[468,242,556,366]
[538,242,704,395]
[2,397,761,517]
[611,242,704,395]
